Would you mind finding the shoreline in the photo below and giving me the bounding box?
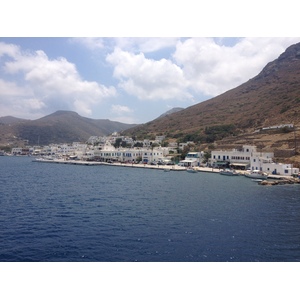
[32,158,221,173]
[31,158,300,183]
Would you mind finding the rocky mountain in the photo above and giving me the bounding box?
[0,110,137,146]
[156,107,184,119]
[122,42,300,159]
[0,116,28,125]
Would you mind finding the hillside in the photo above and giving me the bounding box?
[122,42,300,162]
[156,107,184,119]
[0,111,136,146]
[0,116,28,125]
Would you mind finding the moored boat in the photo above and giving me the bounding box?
[219,169,239,176]
[186,167,198,173]
[244,170,268,180]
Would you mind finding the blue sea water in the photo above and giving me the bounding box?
[1,156,300,262]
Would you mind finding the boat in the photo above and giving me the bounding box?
[252,179,263,182]
[219,169,239,176]
[186,167,198,173]
[244,170,268,179]
[164,168,171,172]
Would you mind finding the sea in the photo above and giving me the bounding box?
[1,156,300,262]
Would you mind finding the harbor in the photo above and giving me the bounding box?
[32,157,300,184]
[32,157,232,173]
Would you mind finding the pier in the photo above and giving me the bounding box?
[32,158,300,183]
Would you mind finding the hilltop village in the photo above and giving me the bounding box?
[5,131,300,179]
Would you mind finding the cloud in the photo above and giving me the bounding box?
[109,104,136,124]
[173,37,300,97]
[69,37,105,50]
[0,43,116,118]
[0,41,20,57]
[106,47,191,101]
[70,37,179,54]
[111,104,133,114]
[105,38,300,105]
[2,38,300,122]
[113,37,179,53]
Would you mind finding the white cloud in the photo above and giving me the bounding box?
[106,38,300,105]
[69,37,105,50]
[109,104,136,124]
[173,37,300,97]
[70,37,179,54]
[2,38,300,122]
[106,48,191,101]
[0,43,116,118]
[0,42,20,57]
[26,97,46,110]
[0,79,28,97]
[111,104,133,114]
[113,37,179,53]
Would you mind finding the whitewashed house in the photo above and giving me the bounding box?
[11,147,23,155]
[179,152,204,167]
[211,145,266,169]
[211,145,299,175]
[93,142,144,163]
[141,148,165,163]
[250,158,299,176]
[210,145,257,169]
[178,142,194,151]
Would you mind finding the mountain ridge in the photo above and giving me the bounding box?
[0,110,137,146]
[123,42,300,140]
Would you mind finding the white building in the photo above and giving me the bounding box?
[211,145,260,169]
[250,158,299,176]
[141,148,165,163]
[262,124,293,131]
[178,142,194,150]
[11,147,23,155]
[179,152,204,167]
[211,145,299,175]
[93,142,143,163]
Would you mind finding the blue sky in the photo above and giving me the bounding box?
[1,37,300,124]
[1,2,300,125]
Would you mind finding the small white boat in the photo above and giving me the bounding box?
[164,168,171,172]
[186,167,197,173]
[244,170,268,180]
[219,169,239,176]
[252,179,263,182]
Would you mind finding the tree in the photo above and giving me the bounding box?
[114,138,122,148]
[121,141,128,148]
[134,142,143,148]
[180,145,191,160]
[202,151,211,163]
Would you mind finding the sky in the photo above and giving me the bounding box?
[1,37,300,124]
[1,1,300,125]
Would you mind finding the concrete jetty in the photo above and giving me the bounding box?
[32,159,299,183]
[32,158,188,171]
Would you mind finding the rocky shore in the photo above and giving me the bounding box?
[259,177,300,186]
